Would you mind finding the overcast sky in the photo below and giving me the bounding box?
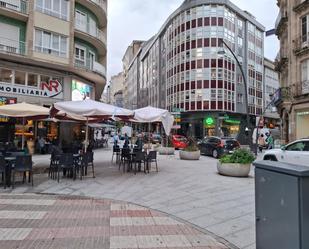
[107,0,279,82]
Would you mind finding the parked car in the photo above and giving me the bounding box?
[263,139,309,166]
[151,133,162,144]
[198,136,240,158]
[172,135,188,149]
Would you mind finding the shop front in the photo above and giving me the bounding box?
[180,111,255,143]
[57,79,95,150]
[0,64,65,152]
[296,110,309,139]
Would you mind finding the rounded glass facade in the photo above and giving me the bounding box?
[163,4,263,115]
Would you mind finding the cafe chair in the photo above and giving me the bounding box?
[119,148,131,173]
[146,151,158,173]
[84,151,95,178]
[132,151,147,174]
[12,155,33,189]
[0,156,6,189]
[57,153,74,182]
[112,146,120,163]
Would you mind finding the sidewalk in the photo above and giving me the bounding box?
[0,193,229,249]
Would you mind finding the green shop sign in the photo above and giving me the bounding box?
[203,116,215,127]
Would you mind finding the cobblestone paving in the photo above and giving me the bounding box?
[0,193,229,249]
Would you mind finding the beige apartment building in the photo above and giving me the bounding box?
[275,0,309,142]
[109,72,124,106]
[122,40,144,109]
[0,0,107,143]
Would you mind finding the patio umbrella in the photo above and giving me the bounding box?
[52,99,134,152]
[0,102,50,150]
[133,106,174,136]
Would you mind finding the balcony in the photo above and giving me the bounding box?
[293,35,309,56]
[293,0,309,13]
[292,81,309,98]
[275,11,288,36]
[274,51,288,72]
[74,20,106,56]
[0,37,26,56]
[74,58,106,77]
[0,0,28,21]
[75,0,107,27]
[273,87,291,107]
[90,0,107,13]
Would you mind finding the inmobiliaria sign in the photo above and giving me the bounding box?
[0,80,63,99]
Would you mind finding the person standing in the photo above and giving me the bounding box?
[38,137,46,154]
[266,132,274,150]
[123,133,130,148]
[258,134,266,153]
[113,132,119,147]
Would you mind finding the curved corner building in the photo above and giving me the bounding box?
[128,0,264,139]
[0,0,107,142]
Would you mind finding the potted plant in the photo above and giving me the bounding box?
[217,149,255,177]
[158,135,175,155]
[179,137,200,160]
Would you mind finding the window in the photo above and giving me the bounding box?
[237,93,243,103]
[302,15,309,44]
[28,74,38,87]
[75,10,87,32]
[36,0,69,21]
[14,71,26,85]
[286,141,308,151]
[35,29,68,58]
[0,68,12,83]
[301,59,309,94]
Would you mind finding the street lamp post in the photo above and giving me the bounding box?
[254,92,277,156]
[218,39,251,147]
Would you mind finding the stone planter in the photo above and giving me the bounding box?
[217,162,251,177]
[158,147,175,155]
[179,150,200,160]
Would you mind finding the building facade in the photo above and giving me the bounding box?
[0,0,107,145]
[125,0,265,142]
[110,72,124,105]
[122,40,144,109]
[263,58,280,128]
[275,0,309,142]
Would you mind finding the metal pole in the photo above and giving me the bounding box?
[220,39,251,146]
[22,117,25,150]
[84,117,89,153]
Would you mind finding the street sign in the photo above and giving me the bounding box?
[172,108,184,113]
[172,125,181,129]
[171,112,181,115]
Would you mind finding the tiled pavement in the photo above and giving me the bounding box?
[1,148,260,249]
[0,193,229,249]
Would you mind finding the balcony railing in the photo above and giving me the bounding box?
[90,0,107,13]
[292,81,309,97]
[0,0,27,14]
[75,19,106,44]
[0,37,26,55]
[293,35,309,56]
[74,58,106,76]
[275,11,288,35]
[293,0,309,12]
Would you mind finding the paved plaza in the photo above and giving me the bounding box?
[0,193,230,249]
[0,147,258,249]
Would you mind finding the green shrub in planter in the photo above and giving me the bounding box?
[184,137,199,152]
[219,149,255,164]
